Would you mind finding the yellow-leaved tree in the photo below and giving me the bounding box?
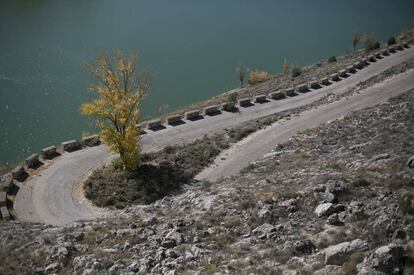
[81,50,151,170]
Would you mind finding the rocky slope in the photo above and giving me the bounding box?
[1,89,414,274]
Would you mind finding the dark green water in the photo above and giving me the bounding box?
[1,0,413,165]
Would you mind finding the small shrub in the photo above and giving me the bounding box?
[387,37,396,46]
[228,92,238,104]
[111,158,124,170]
[228,125,257,141]
[282,58,289,74]
[328,56,337,63]
[352,178,371,187]
[223,93,238,112]
[291,66,302,78]
[397,193,414,215]
[327,161,343,171]
[248,70,270,85]
[364,36,381,52]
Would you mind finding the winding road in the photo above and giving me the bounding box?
[15,46,414,225]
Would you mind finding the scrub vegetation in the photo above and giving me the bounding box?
[84,134,229,209]
[363,35,381,52]
[328,56,337,63]
[291,65,302,77]
[388,36,397,46]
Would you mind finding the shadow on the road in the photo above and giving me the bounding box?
[187,115,204,122]
[310,84,321,90]
[239,102,255,108]
[286,91,299,97]
[169,120,186,127]
[149,125,167,132]
[206,110,222,116]
[255,99,270,104]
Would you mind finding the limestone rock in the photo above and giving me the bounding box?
[252,223,277,239]
[257,204,273,219]
[278,199,298,212]
[326,180,349,196]
[327,213,344,226]
[323,239,369,265]
[72,254,103,272]
[407,155,414,169]
[358,243,405,275]
[293,239,316,254]
[315,203,346,217]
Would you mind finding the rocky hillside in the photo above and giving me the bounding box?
[1,89,414,274]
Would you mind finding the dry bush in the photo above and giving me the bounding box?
[248,70,270,85]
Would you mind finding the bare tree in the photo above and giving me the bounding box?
[352,32,360,53]
[236,65,246,88]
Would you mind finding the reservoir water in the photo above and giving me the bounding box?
[1,0,413,165]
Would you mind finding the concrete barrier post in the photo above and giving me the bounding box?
[330,73,340,81]
[0,192,6,208]
[310,81,320,89]
[62,140,82,152]
[346,66,356,74]
[296,84,308,93]
[321,77,330,86]
[82,134,100,147]
[339,70,347,77]
[269,91,285,100]
[254,94,268,103]
[285,87,295,96]
[238,98,252,107]
[147,119,162,130]
[0,174,12,192]
[0,206,10,221]
[41,145,58,160]
[185,110,201,120]
[11,165,28,182]
[203,105,220,115]
[25,154,41,169]
[167,115,183,125]
[353,62,364,70]
[7,180,20,197]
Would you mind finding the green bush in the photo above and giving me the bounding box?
[223,93,238,112]
[364,36,381,52]
[291,66,302,78]
[387,37,396,46]
[328,56,337,63]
